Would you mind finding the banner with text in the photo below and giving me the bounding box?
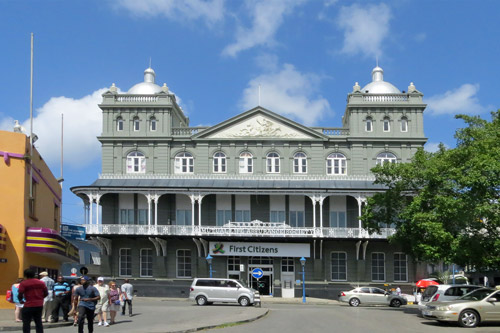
[209,242,310,257]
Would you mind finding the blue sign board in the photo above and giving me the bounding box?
[251,268,264,279]
[61,224,86,241]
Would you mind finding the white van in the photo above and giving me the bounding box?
[189,278,260,306]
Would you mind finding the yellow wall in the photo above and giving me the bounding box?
[0,131,62,308]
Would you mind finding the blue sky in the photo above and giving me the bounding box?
[1,0,499,225]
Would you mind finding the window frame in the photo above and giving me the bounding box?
[117,117,124,131]
[119,248,132,277]
[394,253,408,282]
[365,117,373,132]
[176,249,192,278]
[293,152,307,174]
[400,117,408,132]
[133,117,140,132]
[371,252,386,282]
[213,152,227,173]
[331,251,347,281]
[376,152,397,165]
[239,152,253,174]
[140,248,153,277]
[326,153,347,175]
[383,117,390,132]
[175,152,194,174]
[266,152,280,174]
[150,117,157,131]
[126,151,146,174]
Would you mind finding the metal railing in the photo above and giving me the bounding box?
[311,127,350,136]
[82,223,395,239]
[98,173,376,181]
[171,127,208,136]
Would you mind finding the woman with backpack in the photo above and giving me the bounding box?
[11,278,24,322]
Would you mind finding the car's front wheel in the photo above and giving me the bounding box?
[239,296,250,307]
[390,299,402,307]
[196,296,207,306]
[458,309,480,328]
[349,298,360,307]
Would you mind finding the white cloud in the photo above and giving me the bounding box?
[337,3,391,58]
[426,84,488,115]
[222,0,307,57]
[0,89,107,169]
[239,63,331,126]
[414,33,426,42]
[114,0,225,26]
[425,142,449,153]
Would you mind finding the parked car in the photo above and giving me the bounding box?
[422,288,500,328]
[338,287,407,307]
[189,278,260,306]
[418,284,482,312]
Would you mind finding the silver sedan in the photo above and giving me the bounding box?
[338,287,408,307]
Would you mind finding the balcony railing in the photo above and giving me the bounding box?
[171,127,209,136]
[82,223,395,239]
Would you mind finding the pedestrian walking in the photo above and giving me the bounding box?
[107,281,120,325]
[18,268,48,333]
[68,279,81,326]
[51,275,71,322]
[39,272,54,322]
[95,277,110,327]
[74,276,100,333]
[11,278,24,322]
[120,279,133,316]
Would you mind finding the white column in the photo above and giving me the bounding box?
[355,195,367,230]
[95,194,102,225]
[190,194,196,228]
[319,196,325,229]
[147,194,153,226]
[309,196,317,228]
[88,194,94,225]
[198,195,204,227]
[153,195,159,227]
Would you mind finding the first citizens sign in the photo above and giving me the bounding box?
[209,242,310,258]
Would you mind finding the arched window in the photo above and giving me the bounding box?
[133,117,140,131]
[213,152,226,173]
[150,117,157,131]
[117,117,124,131]
[126,151,146,173]
[376,152,397,165]
[327,153,347,175]
[266,152,280,173]
[383,117,390,132]
[400,117,408,132]
[293,152,307,174]
[239,152,253,174]
[175,152,194,174]
[365,117,373,132]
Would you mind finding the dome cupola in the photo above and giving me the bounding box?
[128,67,163,94]
[361,66,400,94]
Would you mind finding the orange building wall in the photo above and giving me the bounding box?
[0,131,62,308]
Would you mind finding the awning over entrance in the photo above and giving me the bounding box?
[0,224,6,250]
[26,227,79,262]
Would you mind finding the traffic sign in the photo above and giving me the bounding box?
[251,268,264,279]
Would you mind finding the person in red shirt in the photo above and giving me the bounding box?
[18,268,48,333]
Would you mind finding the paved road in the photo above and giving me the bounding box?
[216,303,500,333]
[44,299,500,333]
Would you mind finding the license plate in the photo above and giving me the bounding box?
[422,310,431,316]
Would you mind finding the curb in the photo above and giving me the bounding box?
[0,322,73,332]
[168,308,270,333]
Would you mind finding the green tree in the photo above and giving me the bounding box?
[362,111,500,271]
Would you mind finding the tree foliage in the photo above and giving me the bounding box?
[362,111,500,270]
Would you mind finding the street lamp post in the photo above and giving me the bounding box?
[300,257,306,303]
[206,254,213,278]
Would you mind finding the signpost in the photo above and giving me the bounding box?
[61,224,86,241]
[251,268,264,279]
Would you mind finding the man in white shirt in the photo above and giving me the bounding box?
[39,271,54,322]
[95,277,110,327]
[120,279,133,317]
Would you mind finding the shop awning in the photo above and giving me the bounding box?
[26,227,79,262]
[0,224,6,250]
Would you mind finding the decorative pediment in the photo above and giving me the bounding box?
[206,114,314,139]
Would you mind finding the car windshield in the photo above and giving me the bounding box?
[237,280,245,288]
[458,289,495,301]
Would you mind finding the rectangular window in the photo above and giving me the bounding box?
[394,253,408,282]
[330,211,346,228]
[289,211,304,227]
[117,119,124,131]
[138,209,147,225]
[134,119,140,131]
[177,249,191,278]
[150,119,157,131]
[371,252,385,282]
[119,248,132,277]
[216,210,232,226]
[176,210,192,226]
[227,256,241,279]
[281,257,295,272]
[140,248,153,277]
[270,211,285,223]
[401,119,408,132]
[235,210,250,222]
[331,252,347,281]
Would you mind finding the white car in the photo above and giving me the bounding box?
[418,284,482,312]
[338,287,407,307]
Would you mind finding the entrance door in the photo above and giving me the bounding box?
[249,274,272,296]
[281,257,295,298]
[248,257,274,296]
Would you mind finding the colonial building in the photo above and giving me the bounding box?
[71,66,427,298]
[0,130,79,308]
